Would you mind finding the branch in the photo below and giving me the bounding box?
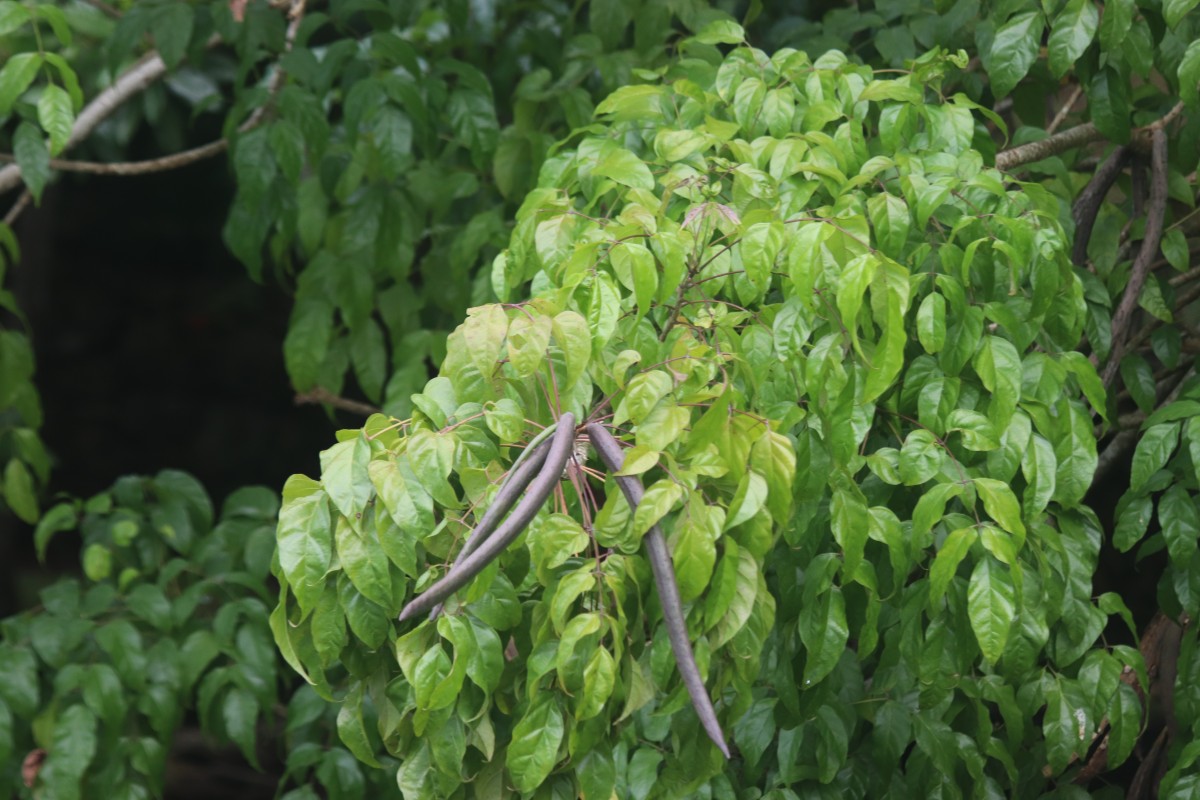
[586,422,731,759]
[397,413,576,623]
[0,139,228,176]
[1101,128,1169,388]
[1047,83,1084,135]
[293,387,380,416]
[1,0,308,197]
[1070,145,1131,267]
[995,122,1102,171]
[0,50,172,195]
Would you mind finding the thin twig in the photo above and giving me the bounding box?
[1102,128,1169,388]
[0,140,228,176]
[1047,84,1084,135]
[397,413,576,623]
[3,190,31,226]
[294,387,380,416]
[586,422,731,759]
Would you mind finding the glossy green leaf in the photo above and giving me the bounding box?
[1047,0,1098,77]
[968,555,1016,663]
[506,694,564,793]
[988,12,1043,97]
[276,488,332,616]
[1131,423,1180,493]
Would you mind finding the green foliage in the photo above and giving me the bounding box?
[271,34,1142,795]
[5,0,1200,797]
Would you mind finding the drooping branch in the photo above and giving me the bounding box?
[1070,146,1131,267]
[428,429,556,620]
[397,413,576,623]
[586,422,732,759]
[0,140,228,176]
[1101,128,1169,388]
[294,387,380,416]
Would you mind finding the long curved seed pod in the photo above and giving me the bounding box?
[586,422,731,759]
[398,413,576,623]
[428,428,556,620]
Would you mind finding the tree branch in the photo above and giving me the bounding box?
[587,422,731,759]
[293,387,381,416]
[1101,128,1169,388]
[0,139,228,176]
[0,50,173,196]
[995,122,1102,171]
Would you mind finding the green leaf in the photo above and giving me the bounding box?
[506,694,564,793]
[528,512,588,572]
[0,1,29,37]
[37,84,74,156]
[711,544,758,647]
[507,312,553,377]
[33,502,75,561]
[615,370,673,426]
[276,488,332,616]
[815,705,849,784]
[82,544,111,581]
[463,304,508,379]
[3,457,38,523]
[899,429,942,485]
[594,147,654,191]
[694,19,745,44]
[929,527,976,602]
[552,310,591,389]
[1047,0,1098,78]
[726,470,767,530]
[1090,67,1130,143]
[1100,0,1134,50]
[973,477,1026,540]
[1180,39,1200,108]
[988,12,1043,97]
[81,664,124,727]
[916,293,946,354]
[968,555,1016,663]
[0,52,41,114]
[632,479,684,537]
[0,644,38,717]
[40,704,97,798]
[13,121,49,203]
[1160,484,1200,566]
[830,486,868,579]
[337,686,383,768]
[223,687,260,768]
[1131,423,1180,493]
[1165,0,1200,28]
[335,516,392,609]
[798,586,848,685]
[1107,682,1140,768]
[151,3,193,68]
[672,502,720,601]
[320,437,372,519]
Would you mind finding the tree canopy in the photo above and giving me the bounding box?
[3,0,1200,798]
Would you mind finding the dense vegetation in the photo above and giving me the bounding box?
[4,0,1200,797]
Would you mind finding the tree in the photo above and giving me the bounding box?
[3,0,1200,798]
